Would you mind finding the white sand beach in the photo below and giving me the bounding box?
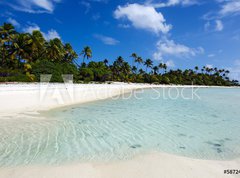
[0,83,233,117]
[0,83,158,117]
[0,152,239,178]
[0,83,239,178]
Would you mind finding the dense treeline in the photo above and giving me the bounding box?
[0,23,238,86]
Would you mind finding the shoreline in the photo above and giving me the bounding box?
[0,151,239,178]
[0,83,239,116]
[0,83,240,178]
[0,83,161,117]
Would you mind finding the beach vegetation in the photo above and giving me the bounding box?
[0,23,238,86]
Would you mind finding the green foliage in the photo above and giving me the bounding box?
[32,60,78,82]
[0,22,79,82]
[0,69,31,82]
[78,68,94,83]
[0,22,238,86]
[80,46,92,65]
[161,76,170,84]
[149,75,159,84]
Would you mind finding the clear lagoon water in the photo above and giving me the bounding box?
[0,88,240,166]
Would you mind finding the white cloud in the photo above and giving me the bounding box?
[208,54,215,58]
[165,60,175,67]
[146,0,199,8]
[219,1,240,16]
[215,20,224,31]
[206,64,213,69]
[7,0,61,13]
[94,34,119,45]
[7,18,20,28]
[80,1,91,14]
[80,0,109,14]
[31,0,54,11]
[44,29,61,40]
[153,38,204,60]
[204,21,211,31]
[114,3,172,34]
[23,24,60,40]
[204,20,224,32]
[203,0,240,20]
[23,24,41,33]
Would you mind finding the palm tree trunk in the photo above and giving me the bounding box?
[73,59,80,68]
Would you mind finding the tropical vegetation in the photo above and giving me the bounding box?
[0,23,238,86]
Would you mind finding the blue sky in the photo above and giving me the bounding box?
[0,0,240,80]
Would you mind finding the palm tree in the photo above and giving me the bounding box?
[205,67,211,74]
[116,56,124,65]
[103,59,109,66]
[194,66,199,73]
[139,69,145,75]
[163,63,167,73]
[111,61,120,81]
[80,46,92,65]
[153,66,159,75]
[144,59,153,73]
[159,63,164,74]
[135,56,143,71]
[112,56,124,81]
[45,38,64,61]
[0,22,238,86]
[64,43,78,63]
[0,23,16,44]
[213,69,219,77]
[122,62,131,81]
[12,33,32,65]
[130,53,137,67]
[221,69,227,77]
[132,66,137,74]
[0,23,16,66]
[202,66,206,74]
[225,70,230,76]
[31,30,45,61]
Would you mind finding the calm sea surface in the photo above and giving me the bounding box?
[0,88,240,166]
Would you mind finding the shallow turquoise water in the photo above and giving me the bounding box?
[0,88,240,166]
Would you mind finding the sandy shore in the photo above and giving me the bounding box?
[0,83,160,117]
[0,152,239,178]
[0,83,235,117]
[0,83,239,178]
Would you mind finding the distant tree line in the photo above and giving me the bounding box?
[0,23,238,86]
